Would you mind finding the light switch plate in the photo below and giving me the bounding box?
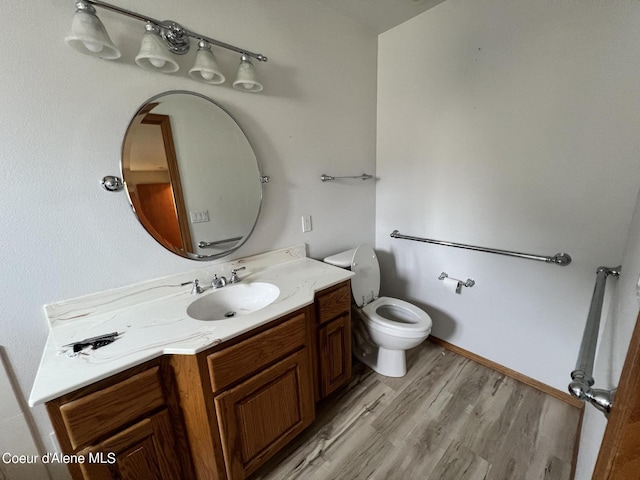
[302,214,312,233]
[190,210,210,224]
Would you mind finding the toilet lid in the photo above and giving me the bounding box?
[351,244,380,307]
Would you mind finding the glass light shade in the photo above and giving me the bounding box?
[135,32,179,73]
[232,57,263,93]
[65,9,121,60]
[189,46,225,84]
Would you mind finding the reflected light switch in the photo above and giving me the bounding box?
[190,210,210,223]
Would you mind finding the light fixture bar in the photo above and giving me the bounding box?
[83,0,268,62]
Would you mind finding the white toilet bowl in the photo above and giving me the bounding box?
[324,245,432,377]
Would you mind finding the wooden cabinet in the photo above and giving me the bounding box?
[215,349,314,479]
[315,281,352,399]
[318,313,351,398]
[166,308,316,480]
[46,362,193,480]
[207,313,308,393]
[77,409,181,480]
[47,285,350,480]
[208,311,315,480]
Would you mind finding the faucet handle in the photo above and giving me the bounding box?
[229,266,246,284]
[181,279,204,295]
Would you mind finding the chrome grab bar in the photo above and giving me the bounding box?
[390,230,572,266]
[198,236,242,248]
[569,266,621,417]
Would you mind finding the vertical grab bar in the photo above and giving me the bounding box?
[569,266,621,417]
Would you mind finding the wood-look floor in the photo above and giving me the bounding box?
[251,342,582,480]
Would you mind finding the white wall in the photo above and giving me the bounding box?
[0,1,376,478]
[575,190,640,478]
[376,0,640,396]
[0,353,49,480]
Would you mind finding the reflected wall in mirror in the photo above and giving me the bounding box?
[122,91,263,260]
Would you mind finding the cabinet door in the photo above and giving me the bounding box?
[78,409,182,480]
[319,314,352,398]
[215,348,315,480]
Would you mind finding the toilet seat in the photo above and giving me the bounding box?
[346,245,432,337]
[361,297,432,339]
[350,244,380,307]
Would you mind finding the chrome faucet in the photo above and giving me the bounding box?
[181,279,204,295]
[211,274,227,289]
[229,266,246,284]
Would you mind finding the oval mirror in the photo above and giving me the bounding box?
[121,91,264,260]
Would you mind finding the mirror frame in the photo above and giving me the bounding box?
[121,90,265,261]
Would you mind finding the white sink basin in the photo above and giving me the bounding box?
[187,282,280,321]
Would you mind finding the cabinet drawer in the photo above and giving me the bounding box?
[59,367,165,449]
[316,282,351,325]
[208,312,307,393]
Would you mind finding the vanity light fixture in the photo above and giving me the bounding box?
[65,1,121,59]
[233,55,263,92]
[135,23,179,73]
[189,41,225,85]
[65,0,268,92]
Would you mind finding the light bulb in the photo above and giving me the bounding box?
[82,40,104,53]
[149,58,166,68]
[201,70,214,81]
[244,83,253,90]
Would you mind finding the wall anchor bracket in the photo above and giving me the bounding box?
[101,176,124,192]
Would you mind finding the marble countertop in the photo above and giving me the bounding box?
[29,245,353,406]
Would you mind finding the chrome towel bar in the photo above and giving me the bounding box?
[198,236,242,248]
[321,173,373,182]
[390,230,572,266]
[569,265,621,417]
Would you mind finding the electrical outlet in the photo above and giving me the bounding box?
[302,214,312,233]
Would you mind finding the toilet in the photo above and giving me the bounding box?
[324,244,432,377]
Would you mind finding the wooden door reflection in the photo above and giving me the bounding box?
[126,113,193,253]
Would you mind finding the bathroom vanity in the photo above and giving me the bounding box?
[26,92,356,480]
[30,246,353,480]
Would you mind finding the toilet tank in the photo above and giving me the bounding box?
[323,248,357,269]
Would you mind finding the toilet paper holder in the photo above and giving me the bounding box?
[438,272,475,288]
